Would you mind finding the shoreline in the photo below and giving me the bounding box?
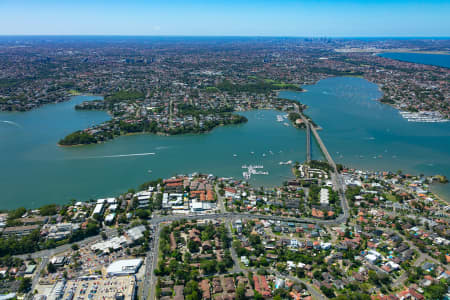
[0,93,104,113]
[56,96,307,148]
[379,50,450,55]
[2,164,447,210]
[56,118,250,147]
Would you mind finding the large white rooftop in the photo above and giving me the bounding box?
[106,258,143,276]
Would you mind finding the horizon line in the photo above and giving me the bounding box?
[0,34,449,39]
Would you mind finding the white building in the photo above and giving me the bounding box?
[92,203,104,217]
[105,213,116,224]
[320,188,329,205]
[366,250,382,264]
[106,259,143,276]
[321,242,332,250]
[241,256,249,266]
[290,239,299,248]
[126,225,146,242]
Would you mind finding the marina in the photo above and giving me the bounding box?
[280,77,450,201]
[399,111,449,123]
[242,164,269,180]
[276,114,288,122]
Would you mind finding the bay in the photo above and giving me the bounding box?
[0,98,310,209]
[1,76,449,209]
[379,52,450,68]
[280,77,450,200]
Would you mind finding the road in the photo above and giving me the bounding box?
[273,271,326,300]
[150,211,350,226]
[236,266,327,300]
[226,219,244,274]
[28,256,49,298]
[215,184,227,213]
[139,224,156,300]
[18,227,117,260]
[146,223,161,300]
[389,229,449,288]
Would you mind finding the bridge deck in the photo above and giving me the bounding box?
[306,123,311,163]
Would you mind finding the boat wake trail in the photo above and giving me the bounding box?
[155,146,170,150]
[87,152,156,159]
[0,120,21,128]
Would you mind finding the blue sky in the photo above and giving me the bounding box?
[0,0,449,36]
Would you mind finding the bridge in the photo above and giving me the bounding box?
[310,125,336,171]
[306,114,350,222]
[306,122,311,163]
[294,103,349,222]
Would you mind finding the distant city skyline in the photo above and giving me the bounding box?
[0,0,449,37]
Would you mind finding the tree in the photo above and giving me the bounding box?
[184,280,201,300]
[8,207,27,220]
[320,285,335,298]
[18,277,32,293]
[39,204,58,216]
[236,283,246,300]
[200,260,217,274]
[71,244,79,251]
[254,291,264,300]
[135,209,150,219]
[187,240,200,253]
[335,292,371,300]
[93,213,103,222]
[313,270,323,280]
[274,288,288,298]
[424,281,448,299]
[47,262,56,273]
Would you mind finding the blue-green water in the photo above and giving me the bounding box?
[379,52,450,68]
[0,97,313,209]
[1,76,449,209]
[280,77,450,200]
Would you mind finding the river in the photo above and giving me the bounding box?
[280,77,450,200]
[1,76,449,209]
[0,98,315,209]
[379,52,450,68]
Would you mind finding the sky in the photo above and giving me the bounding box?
[0,0,449,37]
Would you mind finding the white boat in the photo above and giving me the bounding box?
[233,154,237,157]
[148,170,152,173]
